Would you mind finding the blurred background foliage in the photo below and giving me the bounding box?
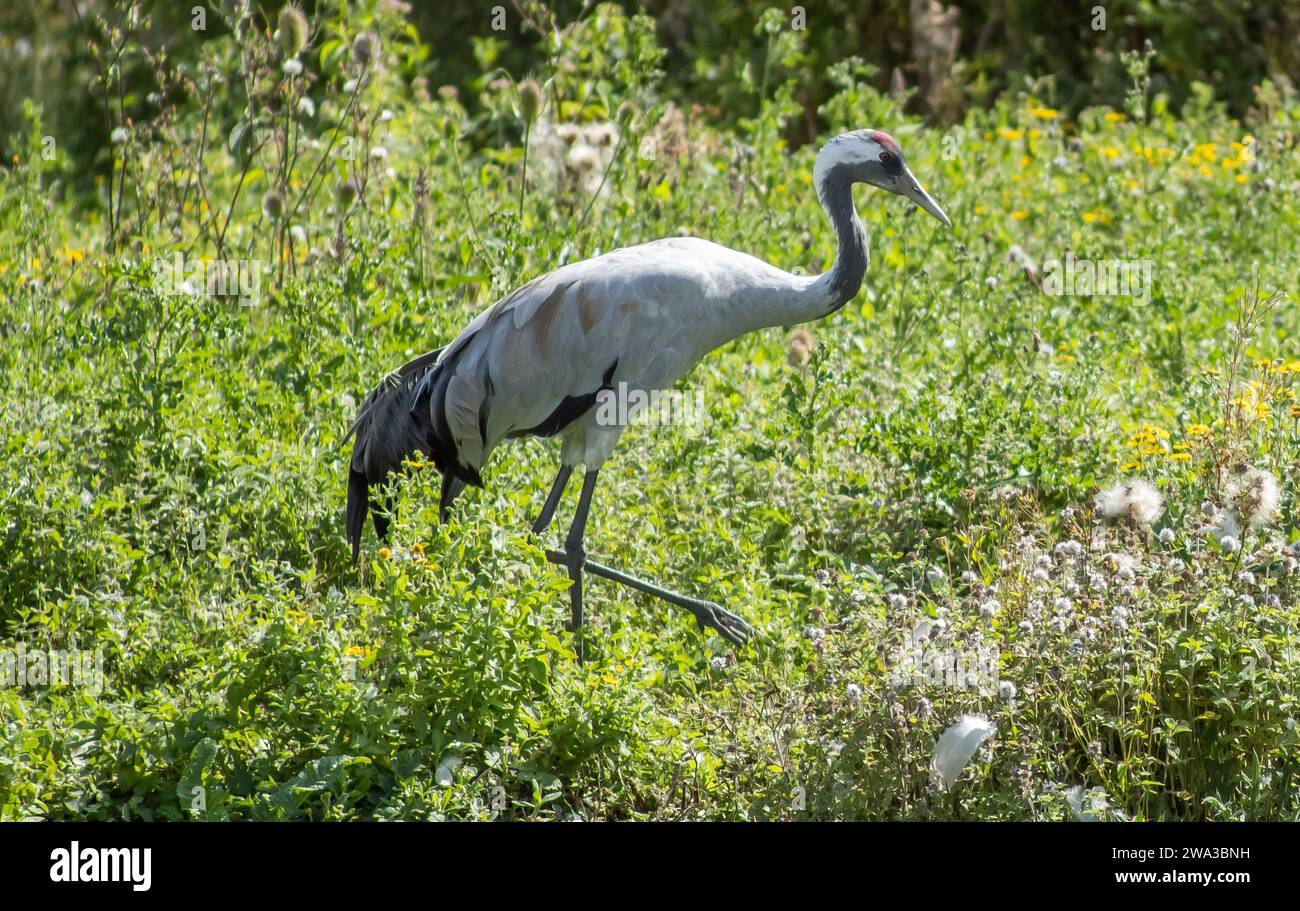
[3,0,1297,196]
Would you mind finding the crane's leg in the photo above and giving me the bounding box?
[439,473,466,524]
[560,469,599,664]
[543,548,752,647]
[531,465,573,536]
[536,466,754,656]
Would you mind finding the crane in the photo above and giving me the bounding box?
[345,129,951,660]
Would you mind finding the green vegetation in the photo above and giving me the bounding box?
[1,1,1298,820]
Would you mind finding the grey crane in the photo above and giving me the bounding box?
[345,129,951,660]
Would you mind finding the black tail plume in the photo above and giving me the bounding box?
[344,347,444,562]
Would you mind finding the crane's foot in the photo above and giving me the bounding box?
[684,598,752,648]
[544,548,754,649]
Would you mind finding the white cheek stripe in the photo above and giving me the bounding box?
[813,133,879,202]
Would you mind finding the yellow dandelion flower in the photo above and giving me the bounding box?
[1235,174,1248,184]
[1170,453,1191,463]
[998,127,1024,141]
[1100,146,1121,160]
[1194,143,1217,162]
[1187,424,1211,436]
[1028,106,1058,120]
[1104,112,1126,123]
[378,547,391,561]
[1010,209,1031,221]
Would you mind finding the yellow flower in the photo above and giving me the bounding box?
[1010,209,1031,221]
[1292,404,1300,419]
[61,246,86,263]
[1104,112,1127,123]
[1100,146,1121,160]
[1028,106,1058,120]
[345,645,375,657]
[1170,453,1191,463]
[1187,424,1211,436]
[998,127,1024,141]
[378,547,391,561]
[1193,143,1217,162]
[1235,174,1248,184]
[412,542,425,556]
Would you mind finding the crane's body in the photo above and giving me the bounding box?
[426,237,841,477]
[345,129,951,659]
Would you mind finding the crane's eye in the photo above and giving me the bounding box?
[879,151,895,165]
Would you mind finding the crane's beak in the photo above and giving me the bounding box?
[898,167,952,227]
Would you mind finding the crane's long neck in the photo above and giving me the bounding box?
[748,163,868,331]
[806,164,869,316]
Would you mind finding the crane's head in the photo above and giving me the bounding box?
[814,129,951,227]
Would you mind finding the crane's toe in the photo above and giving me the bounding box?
[695,601,753,647]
